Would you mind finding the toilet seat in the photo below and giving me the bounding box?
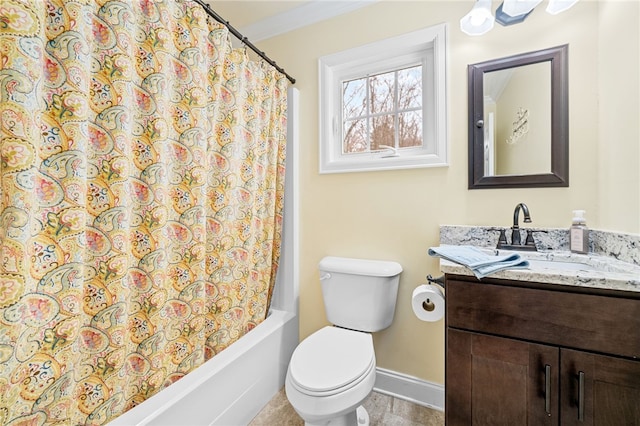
[288,326,375,397]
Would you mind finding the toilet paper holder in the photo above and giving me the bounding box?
[426,274,445,288]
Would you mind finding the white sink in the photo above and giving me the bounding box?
[521,254,639,275]
[489,248,640,275]
[527,259,603,272]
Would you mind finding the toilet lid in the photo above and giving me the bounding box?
[289,326,375,394]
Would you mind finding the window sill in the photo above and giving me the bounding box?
[319,153,449,174]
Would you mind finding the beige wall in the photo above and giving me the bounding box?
[216,0,639,385]
[597,1,640,234]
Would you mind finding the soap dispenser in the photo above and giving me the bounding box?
[570,210,589,254]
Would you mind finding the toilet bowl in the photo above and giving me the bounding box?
[285,326,376,426]
[285,257,402,426]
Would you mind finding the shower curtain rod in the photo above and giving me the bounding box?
[191,0,296,84]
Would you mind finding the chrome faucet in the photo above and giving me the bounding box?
[495,202,538,251]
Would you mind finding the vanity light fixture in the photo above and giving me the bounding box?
[495,2,532,26]
[460,0,495,36]
[460,0,579,35]
[501,0,543,17]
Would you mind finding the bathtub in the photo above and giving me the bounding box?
[109,88,300,426]
[108,309,298,425]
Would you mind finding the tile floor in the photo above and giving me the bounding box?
[249,388,445,426]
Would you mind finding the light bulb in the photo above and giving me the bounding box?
[546,0,579,15]
[470,14,487,26]
[460,0,495,36]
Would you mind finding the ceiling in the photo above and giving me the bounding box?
[206,0,378,41]
[206,1,306,29]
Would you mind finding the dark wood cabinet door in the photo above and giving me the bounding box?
[447,329,559,426]
[560,349,640,426]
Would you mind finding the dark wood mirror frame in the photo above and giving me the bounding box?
[468,45,569,189]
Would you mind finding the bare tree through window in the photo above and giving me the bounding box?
[343,65,423,154]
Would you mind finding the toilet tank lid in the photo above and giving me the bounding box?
[319,256,402,277]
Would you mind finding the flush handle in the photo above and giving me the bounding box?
[319,273,331,281]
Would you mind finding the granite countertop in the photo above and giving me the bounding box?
[438,225,640,294]
[438,250,640,293]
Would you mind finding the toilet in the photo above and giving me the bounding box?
[285,256,402,426]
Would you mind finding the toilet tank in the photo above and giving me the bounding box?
[318,256,402,332]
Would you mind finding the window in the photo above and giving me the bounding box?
[319,23,448,173]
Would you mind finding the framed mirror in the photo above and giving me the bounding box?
[468,45,568,189]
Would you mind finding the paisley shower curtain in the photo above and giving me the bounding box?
[0,0,288,424]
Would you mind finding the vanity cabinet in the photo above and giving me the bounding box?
[445,275,640,426]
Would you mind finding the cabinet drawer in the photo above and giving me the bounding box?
[446,278,640,359]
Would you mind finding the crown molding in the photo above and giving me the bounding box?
[238,0,379,42]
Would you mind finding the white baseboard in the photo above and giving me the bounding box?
[373,367,445,412]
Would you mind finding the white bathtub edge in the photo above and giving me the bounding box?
[108,309,297,426]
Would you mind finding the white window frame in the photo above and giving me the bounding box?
[319,23,448,174]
